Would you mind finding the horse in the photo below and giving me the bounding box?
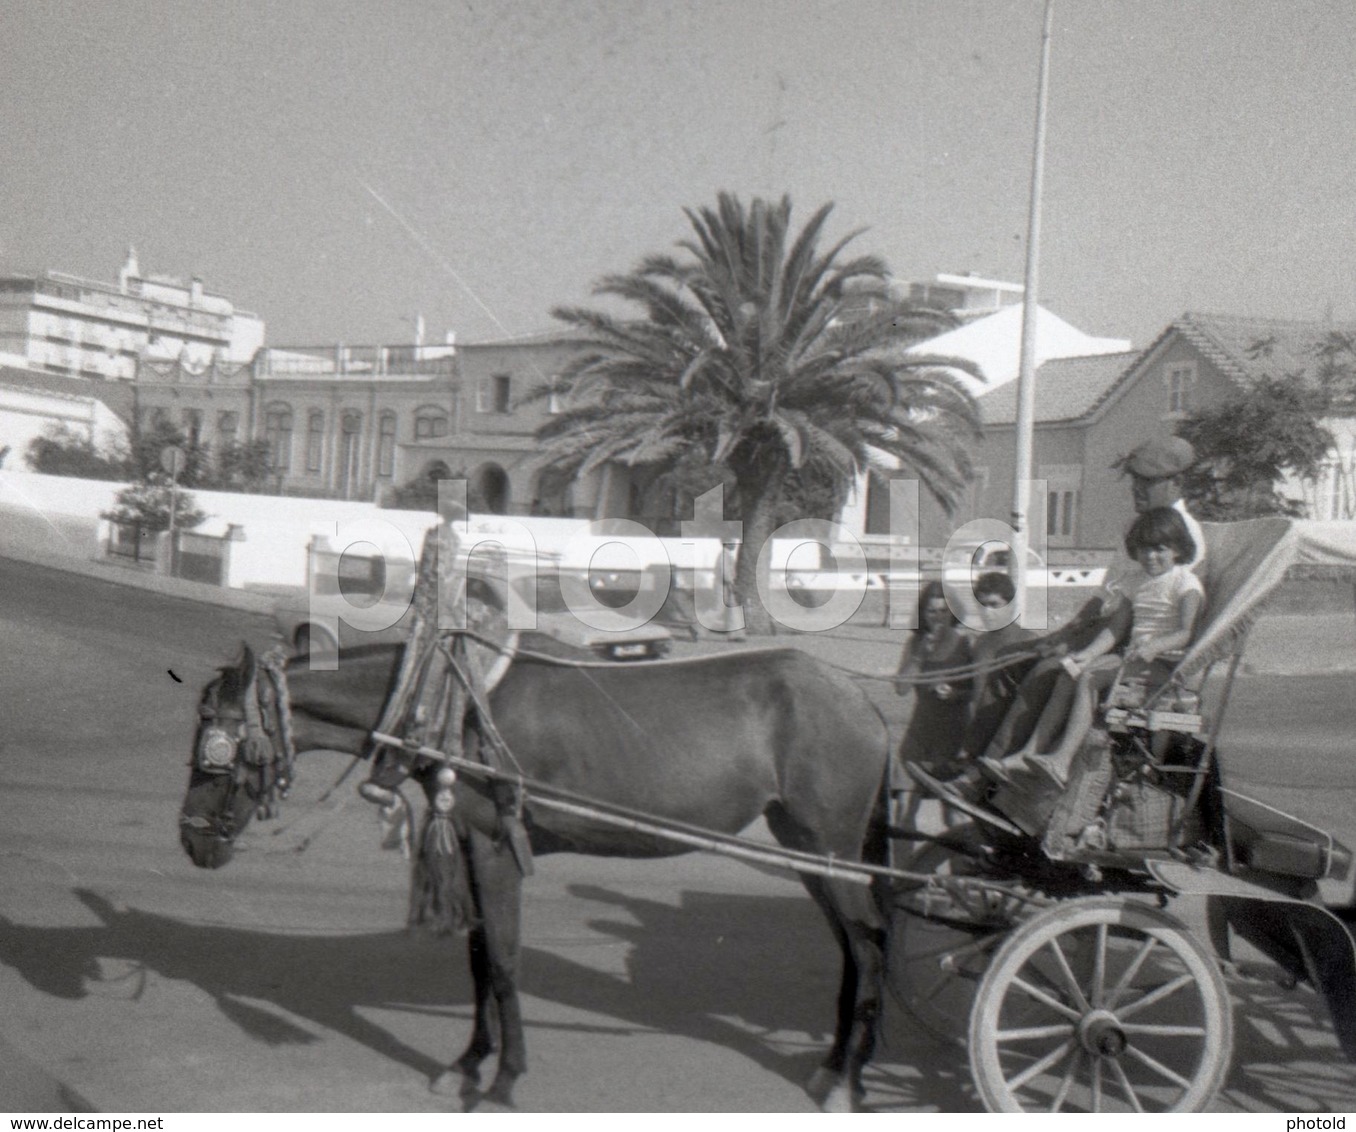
[178,639,898,1112]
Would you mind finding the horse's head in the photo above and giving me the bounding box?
[179,644,295,869]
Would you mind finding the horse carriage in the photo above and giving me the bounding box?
[178,516,1356,1113]
[890,516,1356,1112]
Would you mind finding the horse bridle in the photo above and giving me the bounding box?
[182,649,297,841]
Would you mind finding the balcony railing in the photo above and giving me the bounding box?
[258,344,457,378]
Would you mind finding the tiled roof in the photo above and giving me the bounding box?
[981,312,1356,428]
[977,351,1140,425]
[1167,311,1356,388]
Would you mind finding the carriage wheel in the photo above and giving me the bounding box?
[968,896,1232,1113]
[886,839,1025,1047]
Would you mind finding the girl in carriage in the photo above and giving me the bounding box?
[979,506,1205,793]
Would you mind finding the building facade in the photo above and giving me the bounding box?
[131,332,617,513]
[0,250,264,383]
[891,312,1356,553]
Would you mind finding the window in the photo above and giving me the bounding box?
[306,410,325,472]
[478,374,511,413]
[1165,362,1195,415]
[181,409,203,446]
[337,412,362,499]
[1046,490,1078,537]
[414,407,449,439]
[377,413,397,477]
[264,405,293,471]
[1320,458,1349,520]
[217,411,238,444]
[1037,464,1081,546]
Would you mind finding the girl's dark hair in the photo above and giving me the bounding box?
[973,570,1016,604]
[1124,506,1196,563]
[915,579,957,632]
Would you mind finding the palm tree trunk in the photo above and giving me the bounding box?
[736,481,782,636]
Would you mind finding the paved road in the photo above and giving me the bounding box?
[2,557,1355,1113]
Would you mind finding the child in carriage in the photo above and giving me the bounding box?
[978,506,1205,794]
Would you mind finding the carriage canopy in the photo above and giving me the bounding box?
[1181,518,1356,676]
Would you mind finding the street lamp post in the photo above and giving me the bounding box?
[1010,0,1055,620]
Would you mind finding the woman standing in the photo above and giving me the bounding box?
[895,580,973,779]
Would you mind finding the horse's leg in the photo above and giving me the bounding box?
[766,807,887,1113]
[466,825,526,1109]
[434,922,495,1095]
[817,878,886,1112]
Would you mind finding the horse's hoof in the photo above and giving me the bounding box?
[474,1084,516,1113]
[820,1083,858,1114]
[429,1070,466,1098]
[805,1066,838,1104]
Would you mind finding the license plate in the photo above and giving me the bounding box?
[610,642,651,659]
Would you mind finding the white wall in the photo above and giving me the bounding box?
[0,387,130,466]
[0,470,833,591]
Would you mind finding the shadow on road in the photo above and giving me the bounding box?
[0,890,456,1080]
[1,885,1351,1112]
[0,883,876,1106]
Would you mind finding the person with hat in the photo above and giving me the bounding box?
[1110,434,1205,575]
[961,433,1205,766]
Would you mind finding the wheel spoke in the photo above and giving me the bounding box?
[1010,975,1083,1021]
[1007,1039,1076,1091]
[1090,1054,1104,1112]
[1124,1043,1194,1090]
[1116,972,1196,1019]
[1050,1049,1082,1112]
[1091,922,1108,1008]
[1105,934,1157,1011]
[1109,1058,1146,1113]
[1044,937,1093,1013]
[1120,1023,1207,1037]
[996,1023,1077,1042]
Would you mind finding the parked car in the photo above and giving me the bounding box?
[939,538,1046,585]
[273,559,673,662]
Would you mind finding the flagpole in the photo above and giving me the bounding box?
[1010,0,1055,618]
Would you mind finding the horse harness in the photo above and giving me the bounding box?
[183,647,297,840]
[360,626,533,872]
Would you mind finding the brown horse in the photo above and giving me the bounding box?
[179,641,895,1111]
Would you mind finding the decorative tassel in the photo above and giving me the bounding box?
[407,768,476,935]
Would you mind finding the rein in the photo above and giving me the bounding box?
[435,624,1049,689]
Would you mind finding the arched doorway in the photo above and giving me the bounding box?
[532,465,575,517]
[469,462,510,514]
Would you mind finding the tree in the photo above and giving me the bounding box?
[211,439,273,493]
[27,424,129,480]
[100,472,207,534]
[537,193,981,633]
[1178,375,1334,520]
[127,419,212,486]
[384,463,467,512]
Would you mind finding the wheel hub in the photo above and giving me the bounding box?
[1078,1010,1127,1059]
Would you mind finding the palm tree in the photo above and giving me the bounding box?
[539,193,982,634]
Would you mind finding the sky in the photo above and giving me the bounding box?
[3,0,1355,353]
